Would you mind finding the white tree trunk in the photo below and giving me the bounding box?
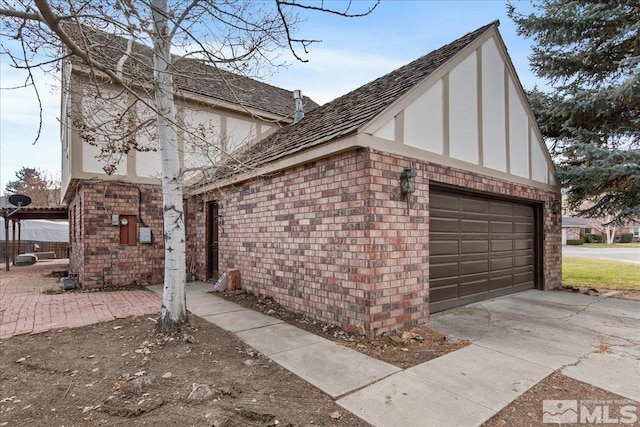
[606,225,617,245]
[604,215,616,245]
[152,0,187,331]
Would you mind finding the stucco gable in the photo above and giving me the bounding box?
[362,26,557,187]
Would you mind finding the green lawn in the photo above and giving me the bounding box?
[563,257,640,290]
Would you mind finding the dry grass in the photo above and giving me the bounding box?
[563,257,640,290]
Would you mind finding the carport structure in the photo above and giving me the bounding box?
[2,206,68,271]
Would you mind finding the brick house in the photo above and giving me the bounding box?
[60,29,317,288]
[185,21,562,336]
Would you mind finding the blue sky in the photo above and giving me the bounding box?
[0,0,540,193]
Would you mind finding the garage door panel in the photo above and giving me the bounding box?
[514,254,533,267]
[429,188,537,313]
[460,279,489,297]
[490,202,513,216]
[491,221,512,233]
[514,239,533,250]
[514,222,534,233]
[431,217,459,232]
[513,271,534,286]
[513,205,534,217]
[431,240,459,256]
[430,193,459,210]
[489,275,513,291]
[491,240,513,252]
[490,257,513,271]
[461,240,489,254]
[430,262,459,279]
[429,283,459,302]
[460,260,489,275]
[461,219,489,233]
[460,198,489,214]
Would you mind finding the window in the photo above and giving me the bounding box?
[119,215,137,245]
[634,228,639,238]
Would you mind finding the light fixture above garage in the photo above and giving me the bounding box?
[400,167,416,195]
[400,167,416,212]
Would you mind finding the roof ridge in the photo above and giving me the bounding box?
[196,20,499,186]
[63,24,319,116]
[324,20,499,108]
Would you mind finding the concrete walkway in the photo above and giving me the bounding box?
[149,284,639,427]
[148,282,401,398]
[341,291,640,426]
[0,260,161,339]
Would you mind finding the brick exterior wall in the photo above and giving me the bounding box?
[188,147,562,336]
[565,227,581,240]
[69,181,164,289]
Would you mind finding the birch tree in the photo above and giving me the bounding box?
[0,0,378,332]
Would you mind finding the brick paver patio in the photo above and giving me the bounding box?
[0,259,162,339]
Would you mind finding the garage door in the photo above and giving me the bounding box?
[429,188,536,313]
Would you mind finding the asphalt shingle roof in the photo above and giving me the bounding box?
[65,26,318,118]
[204,21,498,183]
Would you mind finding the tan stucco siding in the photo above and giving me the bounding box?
[360,31,558,192]
[449,50,479,164]
[64,71,283,195]
[481,37,507,172]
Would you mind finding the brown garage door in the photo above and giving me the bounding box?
[429,188,536,313]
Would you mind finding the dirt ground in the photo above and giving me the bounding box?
[2,273,638,426]
[1,314,370,427]
[222,290,468,369]
[559,285,640,302]
[608,289,640,301]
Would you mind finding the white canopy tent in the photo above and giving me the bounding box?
[0,218,69,242]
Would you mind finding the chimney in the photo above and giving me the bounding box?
[293,89,304,124]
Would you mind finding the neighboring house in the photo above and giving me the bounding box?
[61,29,318,288]
[562,195,640,243]
[561,216,592,245]
[623,222,640,241]
[185,21,562,336]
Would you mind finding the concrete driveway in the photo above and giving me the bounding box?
[563,245,640,263]
[429,290,640,402]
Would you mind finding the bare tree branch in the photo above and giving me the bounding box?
[0,7,43,21]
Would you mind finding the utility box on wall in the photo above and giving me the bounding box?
[139,227,152,244]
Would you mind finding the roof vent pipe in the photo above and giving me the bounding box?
[293,89,304,123]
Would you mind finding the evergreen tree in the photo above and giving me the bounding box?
[509,0,639,225]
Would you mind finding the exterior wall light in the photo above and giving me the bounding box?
[400,167,416,195]
[400,167,416,212]
[551,199,561,215]
[197,199,204,212]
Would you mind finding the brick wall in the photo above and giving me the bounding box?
[565,227,581,240]
[69,181,164,289]
[189,147,562,336]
